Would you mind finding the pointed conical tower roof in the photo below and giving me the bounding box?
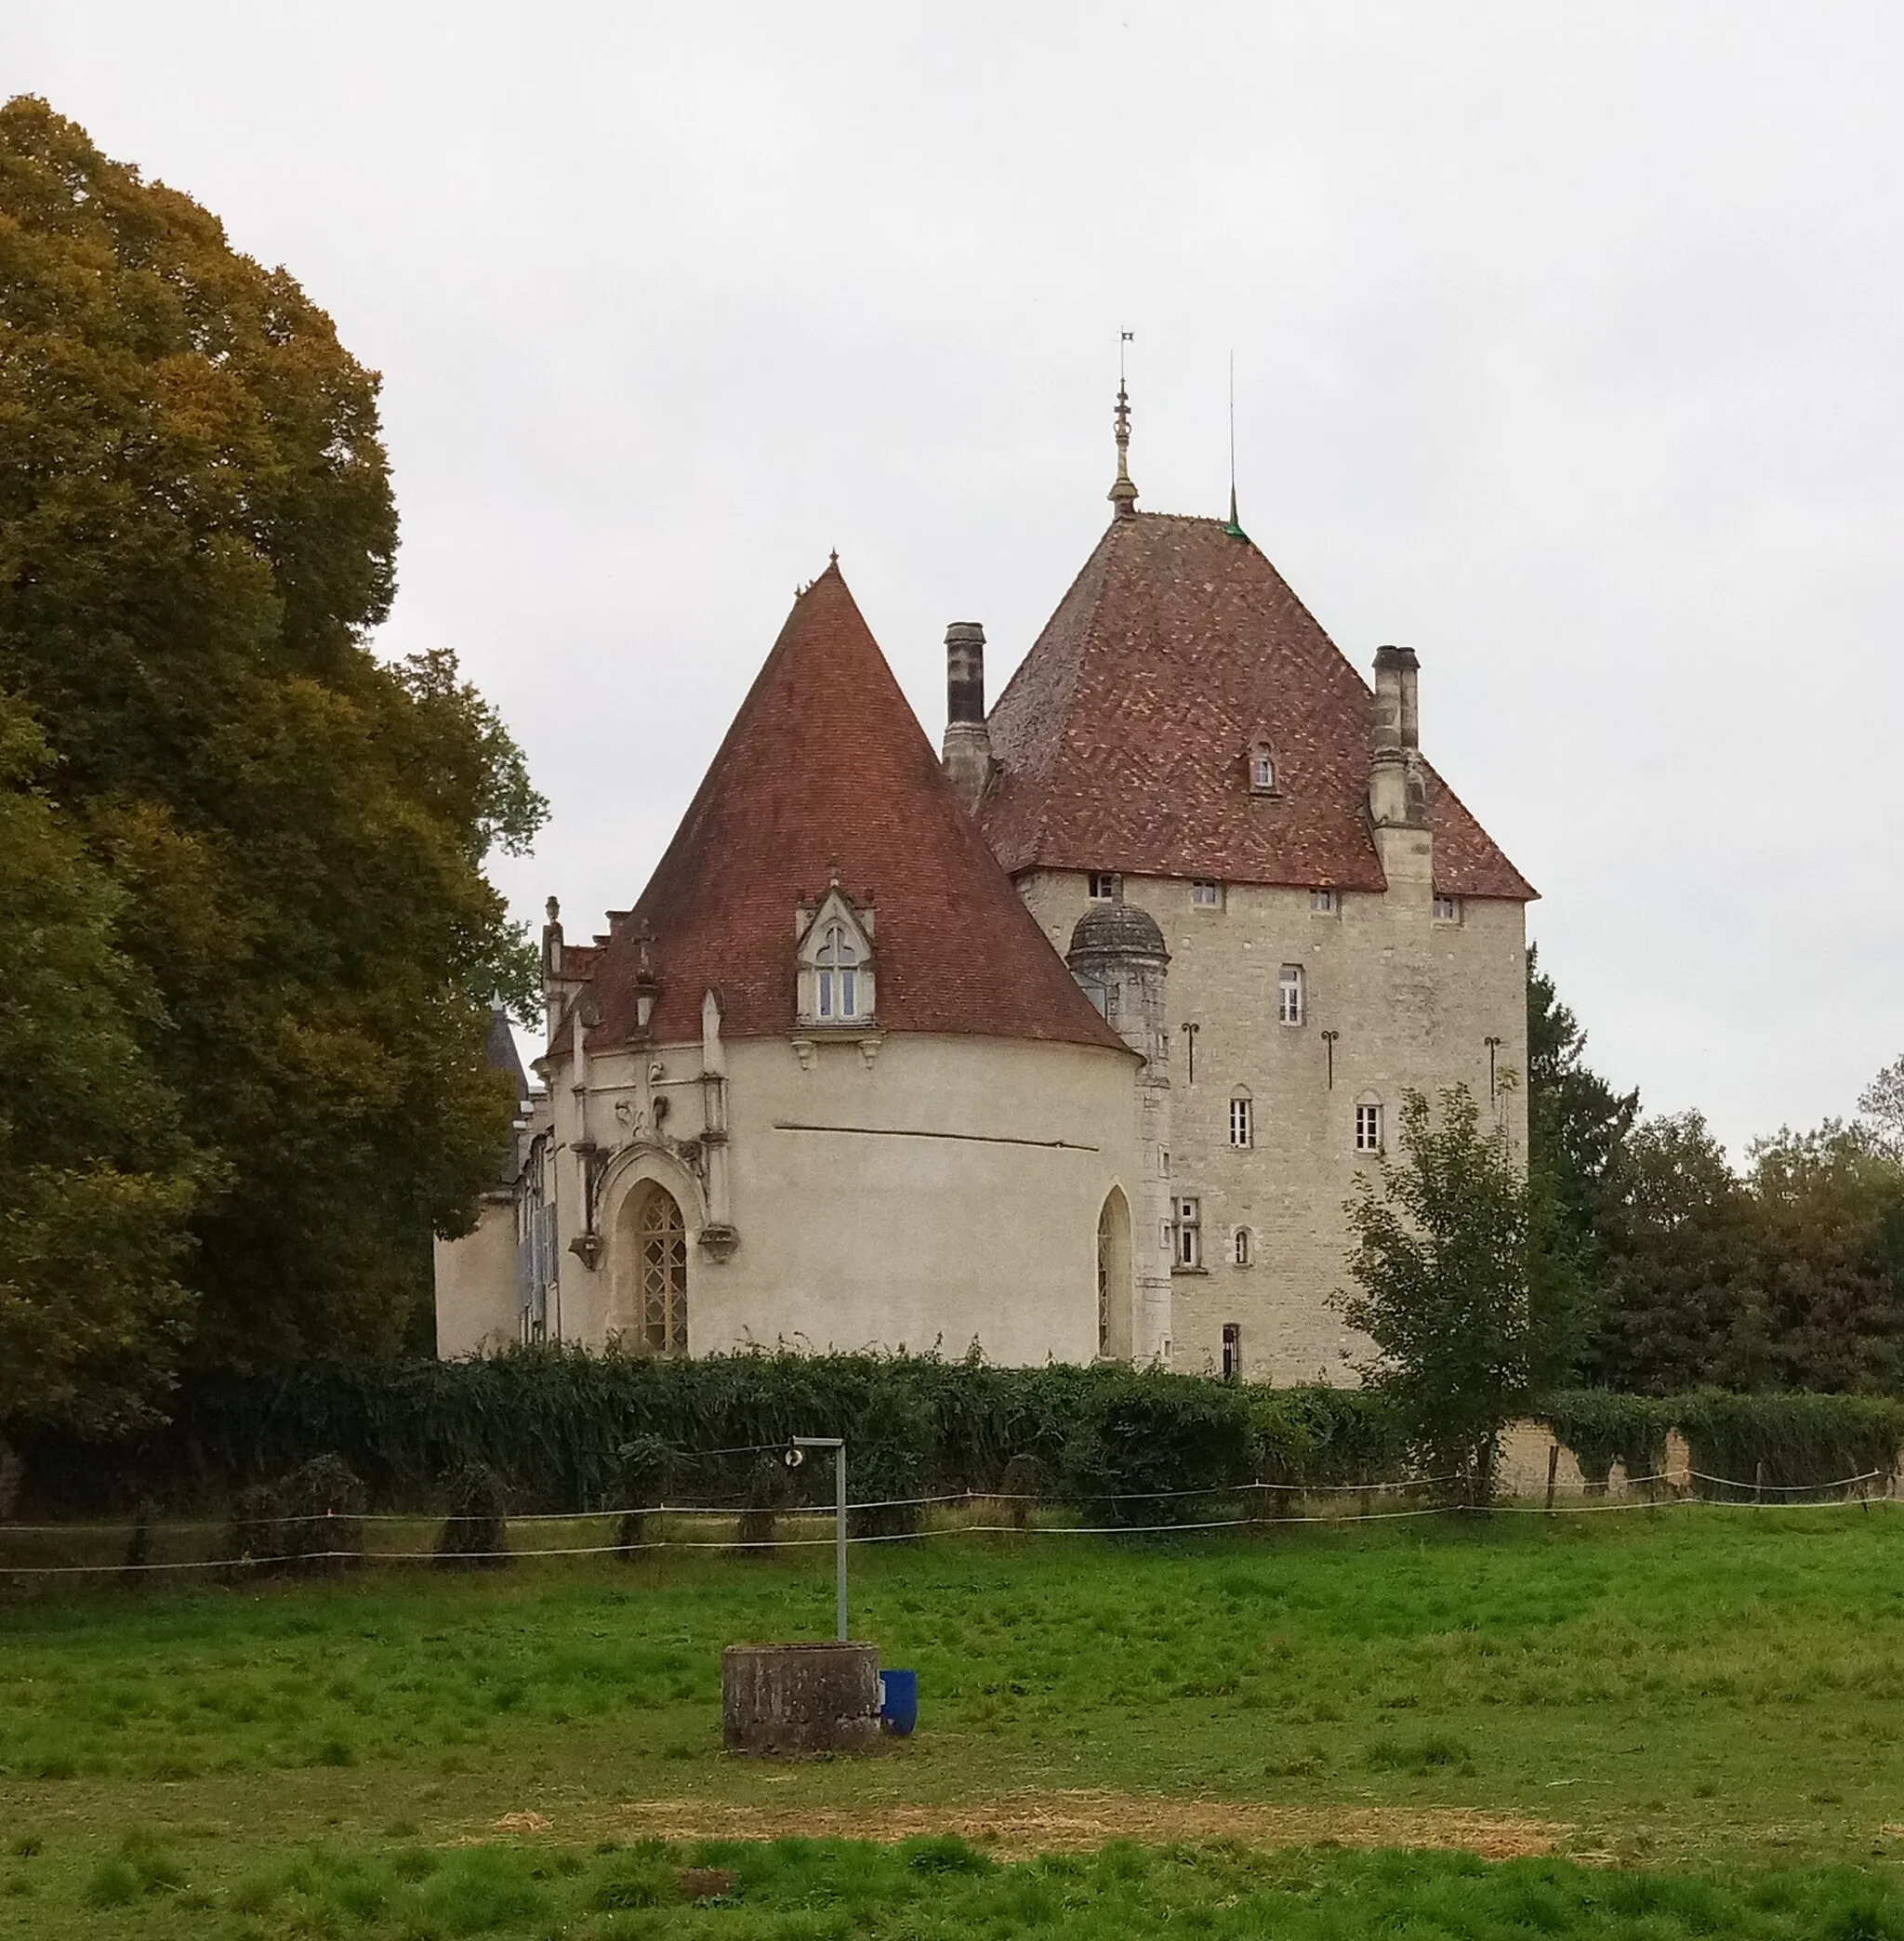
[580,562,1129,1054]
[980,511,1534,901]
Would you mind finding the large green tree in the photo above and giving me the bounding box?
[1747,1126,1904,1393]
[1526,944,1639,1265]
[1581,1112,1767,1394]
[0,693,199,1433]
[0,98,544,1368]
[1338,1086,1567,1505]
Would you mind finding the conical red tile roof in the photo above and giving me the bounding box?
[578,563,1130,1055]
[980,511,1534,901]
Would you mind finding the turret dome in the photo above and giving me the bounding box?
[1066,901,1168,963]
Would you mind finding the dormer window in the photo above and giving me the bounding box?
[795,889,877,1029]
[1247,743,1278,795]
[816,924,859,1020]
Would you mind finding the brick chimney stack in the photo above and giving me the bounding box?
[942,621,994,810]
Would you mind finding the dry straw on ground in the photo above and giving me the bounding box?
[577,1790,1562,1860]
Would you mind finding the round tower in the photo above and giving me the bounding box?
[1066,897,1173,1365]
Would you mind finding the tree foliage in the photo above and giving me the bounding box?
[0,97,546,1370]
[1527,945,1638,1266]
[1582,1112,1766,1394]
[1746,1125,1904,1393]
[1858,1055,1904,1165]
[0,693,199,1433]
[1338,1086,1549,1504]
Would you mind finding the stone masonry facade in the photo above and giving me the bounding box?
[1016,863,1527,1382]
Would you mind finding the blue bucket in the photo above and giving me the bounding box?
[879,1668,918,1736]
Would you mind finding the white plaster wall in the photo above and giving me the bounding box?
[1015,866,1528,1385]
[434,1198,518,1357]
[555,1031,1144,1366]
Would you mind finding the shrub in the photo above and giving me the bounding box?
[276,1455,366,1573]
[435,1462,509,1568]
[1058,1371,1255,1525]
[735,1456,795,1551]
[1540,1393,1673,1496]
[224,1483,285,1571]
[1676,1391,1904,1498]
[612,1433,673,1554]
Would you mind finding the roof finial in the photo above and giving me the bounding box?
[1224,348,1247,539]
[1109,330,1138,519]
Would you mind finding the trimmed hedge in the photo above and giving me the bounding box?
[14,1348,1412,1518]
[13,1350,1904,1520]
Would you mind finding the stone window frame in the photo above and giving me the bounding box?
[1172,1195,1203,1271]
[1433,891,1462,923]
[1245,738,1280,797]
[1277,964,1305,1026]
[1087,871,1121,902]
[1354,1096,1385,1155]
[1190,878,1224,911]
[794,888,877,1029]
[1228,1090,1253,1149]
[1232,1227,1253,1268]
[1221,1321,1243,1380]
[1310,888,1340,917]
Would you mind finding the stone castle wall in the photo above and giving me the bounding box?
[1015,866,1528,1383]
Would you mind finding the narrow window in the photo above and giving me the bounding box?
[1250,748,1276,793]
[1174,1196,1202,1269]
[1310,889,1337,915]
[816,922,859,1021]
[1191,879,1223,909]
[1233,1227,1251,1267]
[1221,1322,1242,1380]
[1088,871,1119,901]
[1434,892,1461,922]
[1355,1103,1383,1153]
[1277,965,1304,1026]
[638,1187,689,1353]
[1229,1096,1253,1148]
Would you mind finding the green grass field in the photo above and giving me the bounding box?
[7,1509,1904,1936]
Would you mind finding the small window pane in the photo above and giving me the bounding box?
[1175,1196,1201,1269]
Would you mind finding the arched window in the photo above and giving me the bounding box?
[637,1186,688,1353]
[1234,1227,1252,1267]
[816,923,859,1021]
[1096,1188,1132,1360]
[1249,743,1277,794]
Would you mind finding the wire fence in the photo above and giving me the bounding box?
[1,1466,1893,1578]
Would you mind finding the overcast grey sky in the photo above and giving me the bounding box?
[9,3,1902,1155]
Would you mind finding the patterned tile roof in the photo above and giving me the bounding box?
[980,511,1535,902]
[577,562,1130,1056]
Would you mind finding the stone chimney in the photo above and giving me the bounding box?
[941,621,994,809]
[1369,644,1433,887]
[1368,646,1410,825]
